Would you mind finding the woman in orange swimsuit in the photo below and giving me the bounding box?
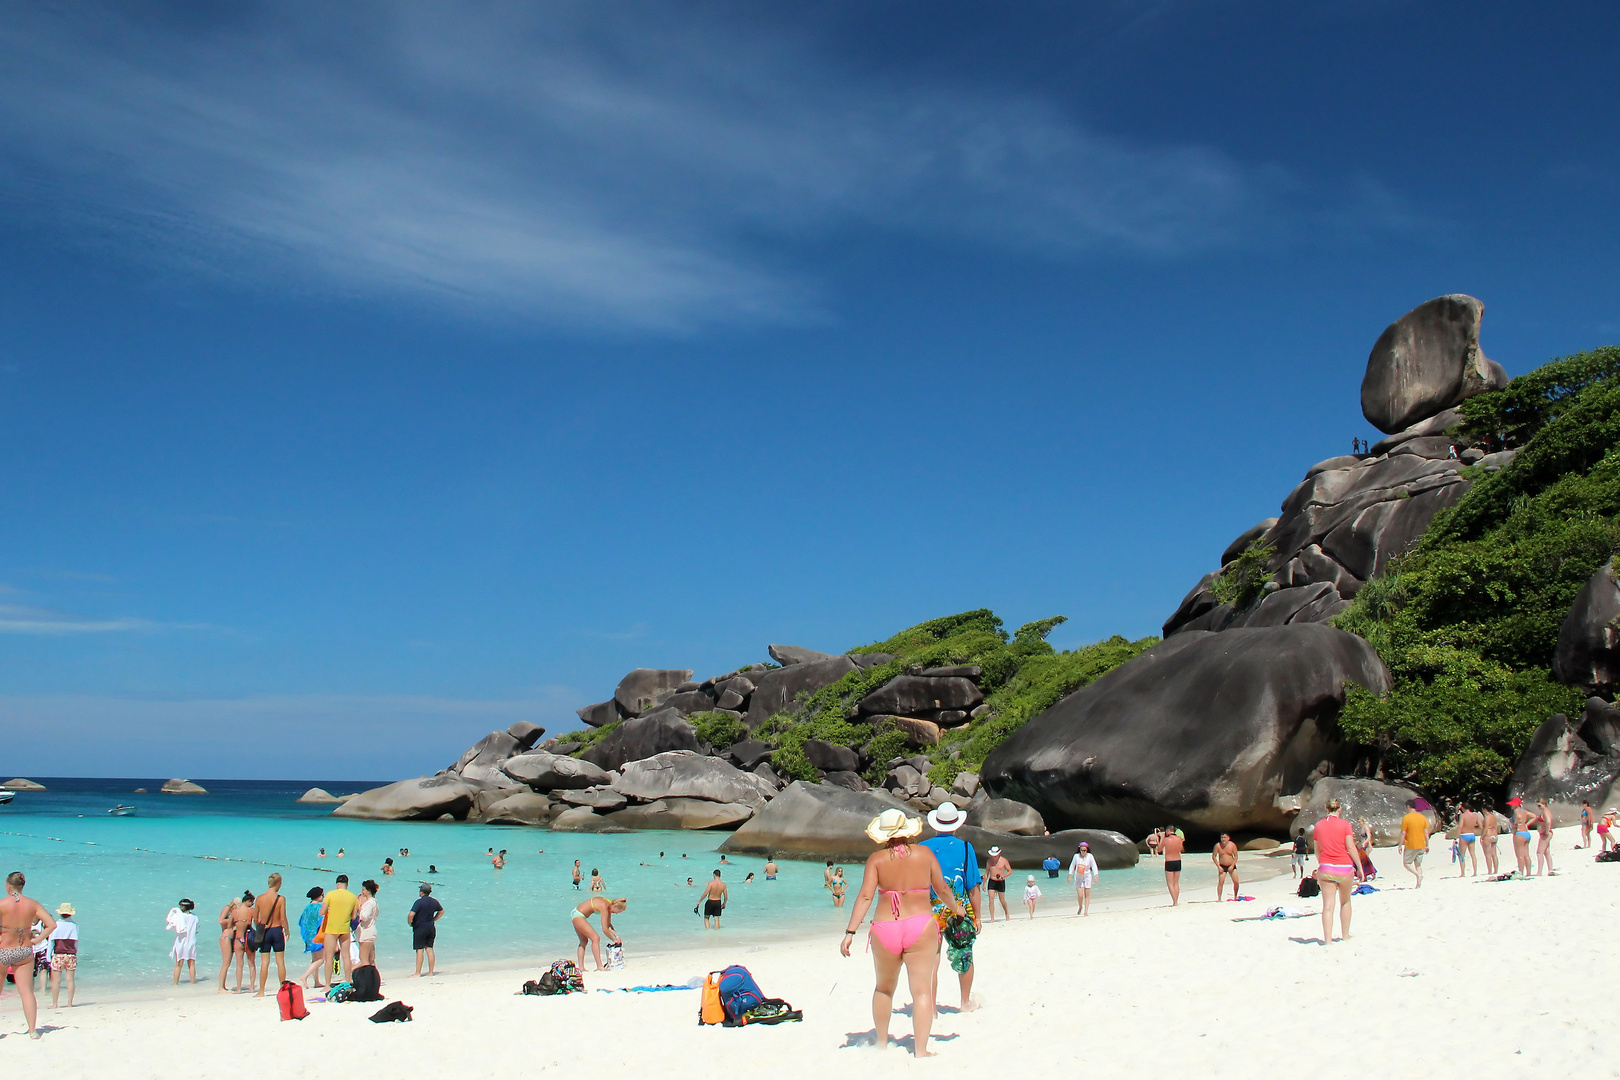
[840,809,964,1057]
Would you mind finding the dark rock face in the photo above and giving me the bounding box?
[768,644,837,666]
[1507,699,1620,819]
[727,739,777,771]
[476,791,557,826]
[850,652,896,669]
[550,806,627,834]
[1361,294,1508,433]
[1553,564,1620,696]
[554,786,629,811]
[1291,777,1436,847]
[745,655,858,726]
[919,665,982,679]
[659,690,718,717]
[611,750,777,807]
[821,771,871,792]
[580,709,701,772]
[505,721,547,752]
[980,624,1391,838]
[1221,518,1281,565]
[804,739,860,773]
[858,675,983,716]
[334,773,484,821]
[884,764,928,797]
[576,700,626,729]
[613,668,695,716]
[954,827,1138,871]
[606,798,755,830]
[500,752,613,791]
[964,797,1046,836]
[718,781,918,861]
[1368,407,1462,456]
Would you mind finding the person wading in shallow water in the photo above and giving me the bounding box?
[699,870,727,929]
[1,872,56,1040]
[1160,828,1185,905]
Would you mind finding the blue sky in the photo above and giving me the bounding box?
[2,2,1617,778]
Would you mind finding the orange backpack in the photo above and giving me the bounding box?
[698,971,726,1026]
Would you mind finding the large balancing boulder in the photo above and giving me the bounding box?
[580,708,702,772]
[1553,563,1620,697]
[334,773,484,821]
[611,750,777,808]
[577,699,626,728]
[450,731,526,788]
[506,721,547,752]
[501,751,613,791]
[745,655,857,726]
[768,644,837,666]
[858,675,983,716]
[606,798,756,830]
[613,668,695,716]
[718,781,916,861]
[964,797,1046,836]
[980,624,1391,838]
[1360,294,1508,434]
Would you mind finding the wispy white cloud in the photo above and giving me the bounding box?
[0,603,159,635]
[0,3,1385,331]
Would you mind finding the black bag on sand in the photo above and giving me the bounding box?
[1596,849,1620,863]
[369,1001,414,1023]
[1297,877,1321,899]
[350,964,383,1002]
[735,997,804,1026]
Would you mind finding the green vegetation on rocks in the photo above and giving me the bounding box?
[1334,346,1620,802]
[1211,539,1276,609]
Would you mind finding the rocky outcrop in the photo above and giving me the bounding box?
[606,798,755,830]
[161,779,207,794]
[1361,295,1508,434]
[727,739,777,771]
[506,721,547,751]
[451,731,528,788]
[554,787,629,811]
[580,709,702,771]
[477,791,557,826]
[550,806,628,833]
[297,787,343,804]
[882,716,941,746]
[501,752,612,791]
[858,675,982,716]
[613,668,695,716]
[611,751,776,808]
[769,644,837,666]
[745,655,857,726]
[1553,564,1620,696]
[981,624,1391,838]
[718,781,917,861]
[1506,699,1620,820]
[1,778,46,791]
[577,700,626,728]
[804,739,860,773]
[1290,777,1436,847]
[964,797,1046,836]
[334,773,483,821]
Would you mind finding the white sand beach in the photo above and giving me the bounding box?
[5,829,1614,1078]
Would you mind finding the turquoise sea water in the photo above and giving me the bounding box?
[0,778,1171,994]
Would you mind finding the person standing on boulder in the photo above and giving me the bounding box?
[1160,829,1185,905]
[984,847,1012,921]
[1213,834,1240,900]
[1400,800,1431,887]
[922,801,981,1012]
[1068,842,1099,915]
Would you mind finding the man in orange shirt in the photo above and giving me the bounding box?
[1399,800,1431,888]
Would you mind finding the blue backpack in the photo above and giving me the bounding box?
[717,965,764,1023]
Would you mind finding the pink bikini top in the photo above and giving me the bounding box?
[877,887,931,918]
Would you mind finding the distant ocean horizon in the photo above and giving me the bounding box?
[0,776,1168,998]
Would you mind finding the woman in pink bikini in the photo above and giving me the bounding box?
[839,809,964,1057]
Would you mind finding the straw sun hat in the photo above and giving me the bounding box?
[865,808,923,844]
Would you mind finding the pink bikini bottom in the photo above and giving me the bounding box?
[869,915,935,955]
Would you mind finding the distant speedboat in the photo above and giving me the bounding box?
[107,804,137,816]
[0,791,13,805]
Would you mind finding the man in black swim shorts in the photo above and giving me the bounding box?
[408,884,443,977]
[252,872,290,997]
[1161,829,1185,905]
[984,847,1012,922]
[699,870,727,930]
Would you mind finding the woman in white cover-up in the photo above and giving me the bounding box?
[167,899,199,984]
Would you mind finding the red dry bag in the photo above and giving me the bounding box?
[278,980,308,1021]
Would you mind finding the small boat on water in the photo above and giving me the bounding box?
[107,804,137,816]
[0,791,13,805]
